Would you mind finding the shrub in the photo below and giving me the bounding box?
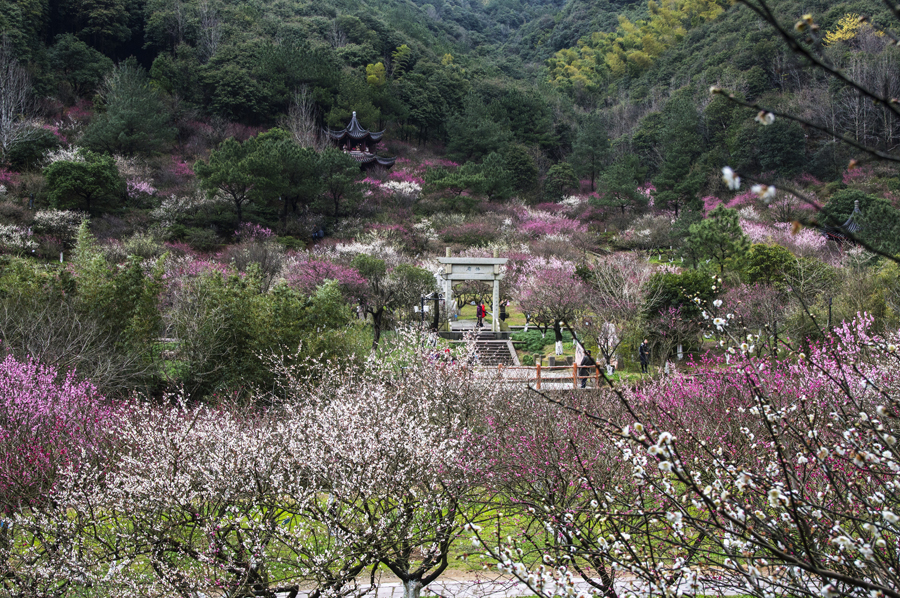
[0,201,29,225]
[511,329,574,353]
[122,232,164,260]
[185,227,220,252]
[438,221,497,246]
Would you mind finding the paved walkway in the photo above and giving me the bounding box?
[281,576,618,598]
[279,574,755,598]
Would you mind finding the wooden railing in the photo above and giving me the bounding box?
[493,363,605,389]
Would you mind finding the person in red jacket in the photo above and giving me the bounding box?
[476,301,486,328]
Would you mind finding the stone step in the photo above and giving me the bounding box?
[473,339,516,366]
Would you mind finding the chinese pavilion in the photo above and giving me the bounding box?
[325,112,396,170]
[823,199,863,244]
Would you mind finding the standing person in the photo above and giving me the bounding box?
[476,301,485,328]
[579,349,596,388]
[639,339,650,374]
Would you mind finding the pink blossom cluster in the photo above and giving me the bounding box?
[702,195,721,212]
[282,258,368,301]
[41,123,68,144]
[516,206,587,238]
[388,170,426,186]
[0,168,19,186]
[168,156,194,177]
[64,99,92,121]
[0,354,113,513]
[843,165,875,184]
[235,222,274,241]
[126,178,156,198]
[740,219,827,255]
[798,172,823,185]
[704,191,757,213]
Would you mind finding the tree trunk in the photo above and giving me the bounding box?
[371,308,384,350]
[235,198,243,223]
[402,579,422,598]
[553,321,563,343]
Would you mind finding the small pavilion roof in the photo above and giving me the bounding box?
[842,199,862,234]
[347,151,396,167]
[822,199,864,243]
[325,111,385,142]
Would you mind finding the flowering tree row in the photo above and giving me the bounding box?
[468,307,900,598]
[5,306,900,598]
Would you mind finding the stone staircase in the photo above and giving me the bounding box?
[438,320,518,367]
[473,332,517,366]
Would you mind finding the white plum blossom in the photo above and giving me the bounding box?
[755,111,776,125]
[0,224,37,253]
[751,184,777,202]
[722,166,741,190]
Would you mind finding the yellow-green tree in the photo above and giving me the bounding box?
[365,62,386,88]
[823,13,870,45]
[548,0,723,89]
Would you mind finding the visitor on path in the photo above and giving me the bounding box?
[639,339,650,374]
[476,301,486,328]
[579,350,596,388]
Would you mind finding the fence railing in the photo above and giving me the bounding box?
[492,363,605,389]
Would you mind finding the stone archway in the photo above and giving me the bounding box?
[437,249,507,332]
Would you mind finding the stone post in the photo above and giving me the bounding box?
[444,248,453,328]
[491,248,500,332]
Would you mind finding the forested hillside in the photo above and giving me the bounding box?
[0,0,899,399]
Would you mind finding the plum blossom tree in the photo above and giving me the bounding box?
[0,355,115,597]
[275,336,498,598]
[516,260,592,355]
[0,354,113,516]
[581,253,659,366]
[5,329,510,598]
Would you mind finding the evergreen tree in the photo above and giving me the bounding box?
[652,96,704,217]
[598,154,647,214]
[81,60,175,156]
[316,149,363,219]
[477,152,513,201]
[45,152,122,213]
[570,111,609,191]
[502,144,538,194]
[544,162,579,201]
[248,129,320,230]
[683,205,750,273]
[195,137,256,224]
